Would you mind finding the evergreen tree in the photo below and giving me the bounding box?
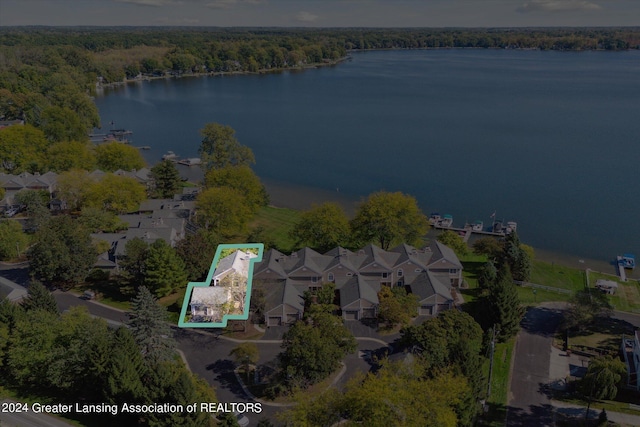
[127,286,176,364]
[143,240,188,297]
[175,231,219,281]
[150,160,181,199]
[477,261,497,291]
[104,327,146,408]
[487,266,524,342]
[502,231,531,282]
[21,280,58,314]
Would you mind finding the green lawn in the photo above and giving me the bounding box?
[529,260,586,293]
[479,337,516,427]
[249,206,302,252]
[587,271,640,314]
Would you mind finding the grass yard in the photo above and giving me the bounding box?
[587,270,640,314]
[479,337,516,427]
[249,206,302,252]
[517,286,573,306]
[529,260,586,293]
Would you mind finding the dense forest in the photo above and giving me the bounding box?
[1,27,638,137]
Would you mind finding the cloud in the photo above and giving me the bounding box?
[114,0,175,6]
[295,11,319,22]
[517,0,602,13]
[205,0,265,9]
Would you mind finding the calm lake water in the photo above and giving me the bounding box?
[94,49,640,263]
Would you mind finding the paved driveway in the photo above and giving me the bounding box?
[507,304,564,427]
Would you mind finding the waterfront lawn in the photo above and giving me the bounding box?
[587,270,640,314]
[517,286,572,306]
[249,206,301,252]
[529,260,586,293]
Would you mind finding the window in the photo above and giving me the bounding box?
[311,276,318,283]
[449,269,458,274]
[397,269,404,277]
[382,272,389,279]
[415,268,421,272]
[328,272,335,282]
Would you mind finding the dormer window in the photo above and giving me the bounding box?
[328,272,334,282]
[397,269,404,278]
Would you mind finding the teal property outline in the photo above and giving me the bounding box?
[178,243,264,328]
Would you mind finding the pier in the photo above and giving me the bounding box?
[433,224,506,238]
[617,256,628,282]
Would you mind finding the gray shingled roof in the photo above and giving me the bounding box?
[264,280,305,313]
[253,249,287,278]
[357,244,400,270]
[0,276,28,302]
[284,247,332,275]
[428,241,463,269]
[338,275,380,307]
[407,271,453,302]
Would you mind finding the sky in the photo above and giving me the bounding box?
[0,0,638,27]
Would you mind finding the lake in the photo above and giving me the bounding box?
[94,49,640,264]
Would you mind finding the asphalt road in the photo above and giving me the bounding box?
[0,400,75,427]
[507,304,564,427]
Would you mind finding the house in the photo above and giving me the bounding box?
[0,276,28,302]
[210,249,258,285]
[190,287,231,322]
[252,241,463,324]
[0,171,58,207]
[622,331,640,390]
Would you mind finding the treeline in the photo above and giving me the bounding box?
[0,285,215,427]
[1,27,638,137]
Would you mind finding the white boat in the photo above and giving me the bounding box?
[506,221,518,234]
[440,214,453,228]
[471,220,483,232]
[162,151,178,161]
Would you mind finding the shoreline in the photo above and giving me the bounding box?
[96,56,350,91]
[261,177,636,279]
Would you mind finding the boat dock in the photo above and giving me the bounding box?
[433,224,506,237]
[617,256,628,282]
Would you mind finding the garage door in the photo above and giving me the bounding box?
[344,311,359,320]
[268,316,282,326]
[419,305,433,316]
[362,308,376,318]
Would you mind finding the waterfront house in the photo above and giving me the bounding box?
[252,241,463,324]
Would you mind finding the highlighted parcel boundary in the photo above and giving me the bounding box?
[178,243,264,328]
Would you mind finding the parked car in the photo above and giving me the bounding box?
[235,412,249,427]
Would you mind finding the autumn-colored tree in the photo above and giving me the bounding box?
[290,202,351,252]
[196,187,253,237]
[95,142,146,172]
[85,173,146,214]
[351,191,428,250]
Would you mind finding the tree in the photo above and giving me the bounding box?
[150,160,181,198]
[27,216,96,286]
[126,286,176,364]
[78,207,128,233]
[230,343,259,381]
[95,142,146,172]
[143,240,188,298]
[335,362,468,427]
[580,356,626,419]
[564,289,613,333]
[55,169,95,211]
[472,237,503,260]
[46,140,96,172]
[40,106,87,142]
[14,189,51,231]
[198,123,255,172]
[85,173,146,213]
[486,266,524,342]
[502,231,531,282]
[119,237,150,287]
[20,280,58,314]
[175,231,219,281]
[351,191,428,250]
[196,187,253,237]
[204,165,268,214]
[0,124,49,173]
[290,202,351,252]
[377,286,418,327]
[477,261,497,291]
[279,311,356,389]
[437,230,469,257]
[0,220,29,260]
